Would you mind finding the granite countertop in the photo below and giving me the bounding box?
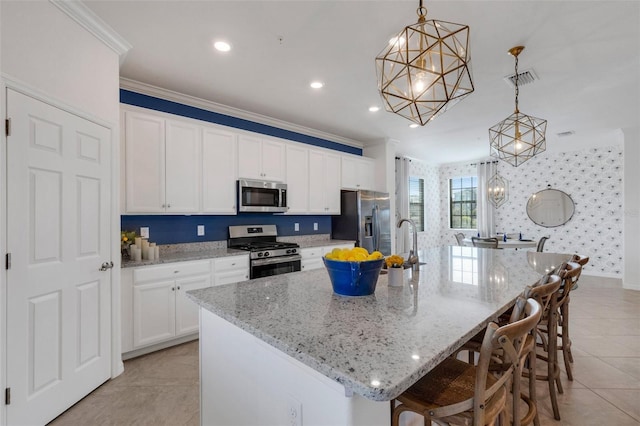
[187,247,561,401]
[121,238,355,268]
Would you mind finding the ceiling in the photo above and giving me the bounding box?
[86,1,640,165]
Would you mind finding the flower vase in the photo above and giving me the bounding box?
[388,267,404,287]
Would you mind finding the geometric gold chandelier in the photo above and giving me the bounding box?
[489,46,547,167]
[375,0,474,126]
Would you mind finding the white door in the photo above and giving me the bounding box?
[261,139,285,181]
[5,89,112,425]
[285,145,309,214]
[175,275,211,336]
[132,280,176,348]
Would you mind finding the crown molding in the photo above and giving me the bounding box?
[50,0,131,63]
[119,78,364,149]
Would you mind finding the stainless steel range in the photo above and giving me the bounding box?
[228,225,301,279]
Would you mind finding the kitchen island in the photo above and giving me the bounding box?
[187,247,563,425]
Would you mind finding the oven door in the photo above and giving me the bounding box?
[251,255,301,279]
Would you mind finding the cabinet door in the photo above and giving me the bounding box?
[165,119,201,213]
[308,150,326,213]
[202,127,237,213]
[133,280,176,348]
[341,156,359,190]
[125,112,165,212]
[301,247,324,271]
[324,153,342,214]
[285,144,309,213]
[358,158,376,191]
[175,274,211,336]
[237,135,263,180]
[261,139,285,181]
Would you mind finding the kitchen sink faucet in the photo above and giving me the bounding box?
[397,218,419,272]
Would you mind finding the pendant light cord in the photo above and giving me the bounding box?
[514,53,520,114]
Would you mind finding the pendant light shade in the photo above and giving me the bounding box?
[375,1,474,126]
[487,172,509,208]
[490,46,547,167]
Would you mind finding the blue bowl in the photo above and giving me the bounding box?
[323,257,384,296]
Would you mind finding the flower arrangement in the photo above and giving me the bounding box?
[121,230,137,254]
[385,254,404,269]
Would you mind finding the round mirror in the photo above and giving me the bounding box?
[526,188,575,227]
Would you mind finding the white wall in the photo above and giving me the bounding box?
[408,159,441,250]
[1,1,120,123]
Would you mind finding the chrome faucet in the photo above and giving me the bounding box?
[397,218,419,272]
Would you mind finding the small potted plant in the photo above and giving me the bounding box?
[385,254,405,287]
[121,230,137,259]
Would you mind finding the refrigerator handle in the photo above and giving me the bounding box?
[372,205,380,252]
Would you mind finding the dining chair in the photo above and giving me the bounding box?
[472,237,499,249]
[555,257,587,381]
[391,298,542,426]
[532,261,582,420]
[454,232,466,246]
[536,236,549,252]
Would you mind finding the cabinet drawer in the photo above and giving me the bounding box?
[214,255,249,272]
[133,260,211,283]
[300,247,323,259]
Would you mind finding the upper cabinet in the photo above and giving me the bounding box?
[124,111,201,213]
[285,144,310,214]
[341,155,376,191]
[308,150,341,214]
[122,108,238,215]
[202,128,237,214]
[238,135,285,182]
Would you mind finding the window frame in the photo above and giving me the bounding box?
[449,176,478,230]
[408,176,425,232]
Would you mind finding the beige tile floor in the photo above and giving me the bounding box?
[49,275,639,425]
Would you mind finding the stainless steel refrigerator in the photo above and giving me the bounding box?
[331,190,391,255]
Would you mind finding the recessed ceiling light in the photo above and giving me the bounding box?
[409,123,419,128]
[214,41,231,52]
[369,106,380,112]
[310,81,324,89]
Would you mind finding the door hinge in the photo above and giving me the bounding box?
[6,253,11,270]
[5,118,10,137]
[5,387,10,405]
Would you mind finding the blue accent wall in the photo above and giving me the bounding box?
[120,90,362,155]
[121,214,332,245]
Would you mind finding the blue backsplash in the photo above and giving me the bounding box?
[121,214,332,244]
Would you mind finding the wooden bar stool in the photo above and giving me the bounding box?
[391,298,542,426]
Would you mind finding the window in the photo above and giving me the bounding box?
[449,176,477,229]
[409,176,425,232]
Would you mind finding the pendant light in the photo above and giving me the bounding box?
[487,171,509,208]
[489,46,547,167]
[375,0,474,126]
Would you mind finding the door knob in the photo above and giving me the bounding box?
[99,261,114,271]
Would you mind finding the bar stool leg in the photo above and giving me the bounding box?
[561,301,574,381]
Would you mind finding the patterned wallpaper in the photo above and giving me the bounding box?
[405,144,624,277]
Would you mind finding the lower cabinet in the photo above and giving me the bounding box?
[213,255,249,285]
[122,260,212,355]
[301,243,355,271]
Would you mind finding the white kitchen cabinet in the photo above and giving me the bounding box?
[300,243,355,271]
[285,144,310,214]
[124,110,201,213]
[238,134,285,182]
[128,260,212,351]
[213,255,250,285]
[309,150,341,214]
[341,155,376,191]
[202,127,237,214]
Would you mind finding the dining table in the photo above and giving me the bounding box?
[462,237,538,249]
[187,247,572,425]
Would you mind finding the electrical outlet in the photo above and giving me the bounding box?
[140,227,149,238]
[287,396,302,426]
[197,225,205,236]
[294,223,299,232]
[313,222,318,231]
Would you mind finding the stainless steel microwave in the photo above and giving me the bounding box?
[237,179,288,213]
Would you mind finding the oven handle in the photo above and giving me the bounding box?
[251,254,302,267]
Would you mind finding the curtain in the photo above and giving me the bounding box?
[395,157,410,253]
[476,162,496,237]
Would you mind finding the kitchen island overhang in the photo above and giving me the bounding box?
[187,247,556,425]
